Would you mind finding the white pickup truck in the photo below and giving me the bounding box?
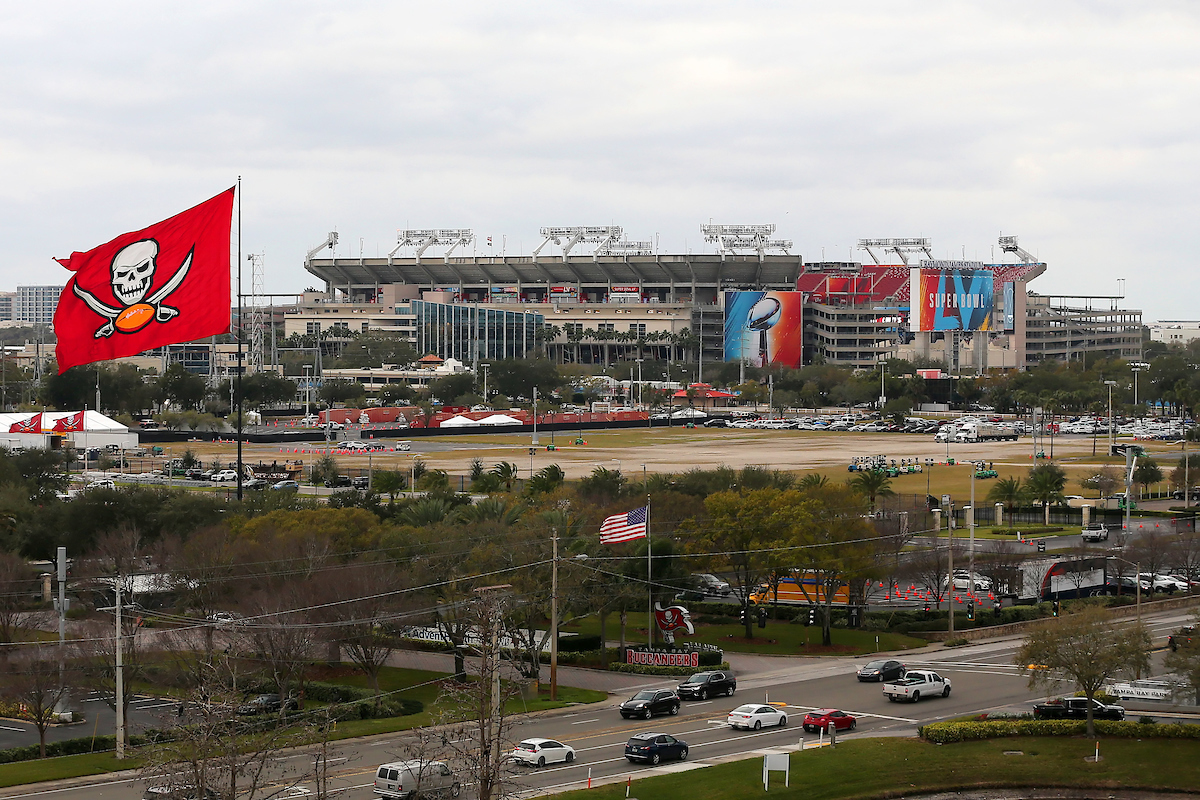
[882,669,951,702]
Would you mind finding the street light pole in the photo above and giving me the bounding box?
[1105,380,1118,455]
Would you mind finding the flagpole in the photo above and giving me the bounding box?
[235,176,244,502]
[647,494,652,647]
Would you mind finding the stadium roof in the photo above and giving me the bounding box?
[306,253,804,289]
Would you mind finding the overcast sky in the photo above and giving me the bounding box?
[2,1,1196,320]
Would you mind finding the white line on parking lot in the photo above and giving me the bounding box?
[0,724,28,731]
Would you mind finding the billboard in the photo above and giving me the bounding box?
[724,291,803,368]
[910,267,995,332]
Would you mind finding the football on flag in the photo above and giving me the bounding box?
[52,188,235,373]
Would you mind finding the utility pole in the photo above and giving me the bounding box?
[549,529,559,701]
[56,547,67,713]
[944,495,954,637]
[532,387,539,446]
[115,576,125,759]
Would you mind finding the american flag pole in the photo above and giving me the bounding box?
[647,493,652,647]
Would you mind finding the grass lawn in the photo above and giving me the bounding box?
[561,613,924,655]
[553,736,1200,800]
[0,752,138,789]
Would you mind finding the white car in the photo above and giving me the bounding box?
[210,470,239,482]
[88,479,116,490]
[944,572,992,592]
[509,738,576,767]
[727,703,787,730]
[299,415,319,426]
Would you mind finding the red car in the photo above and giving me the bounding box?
[802,708,856,733]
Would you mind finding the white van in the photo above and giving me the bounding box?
[373,761,460,800]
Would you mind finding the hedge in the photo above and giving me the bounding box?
[0,729,171,765]
[920,718,1200,743]
[607,661,731,676]
[558,634,602,653]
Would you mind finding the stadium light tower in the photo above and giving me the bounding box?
[533,226,623,262]
[998,235,1037,264]
[857,238,933,265]
[393,229,475,264]
[700,224,793,262]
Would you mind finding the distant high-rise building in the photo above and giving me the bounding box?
[15,285,63,325]
[0,292,15,322]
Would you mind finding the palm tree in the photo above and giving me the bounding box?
[798,473,830,490]
[372,470,406,506]
[526,464,565,496]
[1026,463,1067,526]
[453,497,524,526]
[490,462,519,492]
[986,476,1025,527]
[848,470,895,511]
[398,497,452,526]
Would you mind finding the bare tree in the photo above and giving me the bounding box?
[1126,529,1173,587]
[240,586,317,707]
[0,551,35,645]
[1015,606,1150,736]
[904,541,955,609]
[313,562,401,703]
[0,643,69,757]
[974,542,1026,597]
[142,630,306,800]
[167,526,244,659]
[74,616,146,727]
[1169,526,1200,593]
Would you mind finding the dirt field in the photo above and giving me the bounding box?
[167,428,1186,498]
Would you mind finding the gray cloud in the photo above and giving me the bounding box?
[1,1,1197,318]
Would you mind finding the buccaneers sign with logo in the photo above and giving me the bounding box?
[652,602,695,645]
[52,188,234,373]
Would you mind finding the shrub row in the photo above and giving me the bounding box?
[236,679,424,721]
[607,661,731,676]
[0,729,171,765]
[920,718,1200,743]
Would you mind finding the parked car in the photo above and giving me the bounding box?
[243,478,268,490]
[624,732,688,764]
[856,659,906,682]
[727,703,787,730]
[802,709,856,733]
[271,480,299,491]
[89,479,116,490]
[299,414,319,426]
[619,689,680,719]
[205,611,243,627]
[352,476,371,489]
[676,671,736,700]
[236,693,296,716]
[324,475,352,488]
[509,738,575,767]
[210,470,238,482]
[372,760,460,799]
[1033,696,1125,721]
[1169,625,1196,652]
[944,572,991,592]
[1139,573,1179,593]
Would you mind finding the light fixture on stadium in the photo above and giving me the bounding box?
[598,240,654,257]
[700,224,792,262]
[304,231,338,268]
[857,238,933,266]
[998,235,1037,264]
[533,226,623,262]
[389,229,475,264]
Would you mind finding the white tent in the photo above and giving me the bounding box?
[477,414,523,426]
[0,410,137,450]
[439,415,480,428]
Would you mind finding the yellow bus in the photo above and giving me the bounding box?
[749,573,851,606]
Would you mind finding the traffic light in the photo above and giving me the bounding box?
[757,607,767,629]
[923,602,931,615]
[1052,599,1060,617]
[966,601,975,621]
[739,607,747,625]
[993,599,1002,617]
[806,607,815,626]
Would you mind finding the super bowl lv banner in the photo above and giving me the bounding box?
[52,188,234,373]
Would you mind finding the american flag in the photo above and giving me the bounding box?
[599,506,648,544]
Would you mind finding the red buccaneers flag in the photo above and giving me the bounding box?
[8,413,42,433]
[53,188,235,373]
[52,412,85,432]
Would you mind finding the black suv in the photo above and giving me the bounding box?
[624,732,688,764]
[351,476,371,489]
[324,475,353,488]
[619,689,680,719]
[676,671,736,700]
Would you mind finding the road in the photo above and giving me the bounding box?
[6,606,1197,800]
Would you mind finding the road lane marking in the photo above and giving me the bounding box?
[0,724,28,731]
[571,718,600,725]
